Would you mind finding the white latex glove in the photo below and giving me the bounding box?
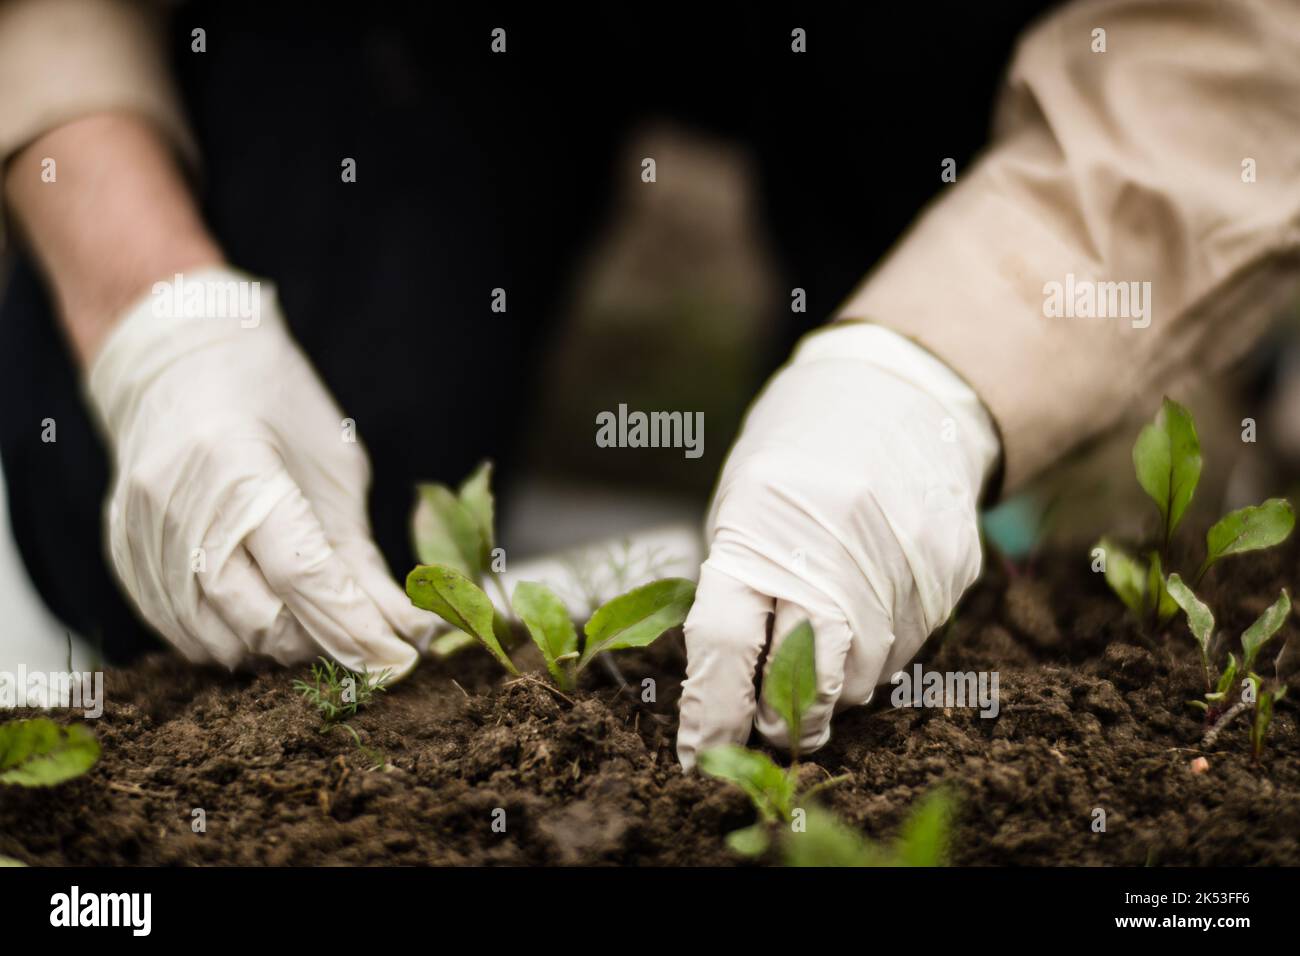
[87,266,430,677]
[677,322,1000,769]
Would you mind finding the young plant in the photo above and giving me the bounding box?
[698,621,955,865]
[1095,398,1294,630]
[293,657,389,730]
[0,718,100,787]
[1167,574,1291,757]
[407,563,695,690]
[411,461,507,658]
[780,788,956,868]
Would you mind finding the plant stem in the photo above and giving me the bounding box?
[489,572,514,623]
[1202,699,1251,749]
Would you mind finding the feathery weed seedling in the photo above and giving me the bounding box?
[293,656,388,729]
[1095,398,1294,631]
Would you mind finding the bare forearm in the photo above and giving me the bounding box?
[4,113,222,368]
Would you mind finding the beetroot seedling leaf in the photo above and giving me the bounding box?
[780,806,873,867]
[579,577,695,669]
[1166,573,1214,658]
[406,564,517,674]
[697,744,796,822]
[725,823,771,858]
[1132,398,1201,542]
[412,484,483,579]
[0,719,99,787]
[764,619,817,758]
[1096,538,1146,617]
[512,581,579,689]
[1251,686,1285,759]
[1241,589,1291,672]
[889,788,956,867]
[1202,499,1295,575]
[1146,552,1177,623]
[457,460,496,567]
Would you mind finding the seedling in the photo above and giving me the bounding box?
[1167,574,1291,758]
[406,463,695,688]
[0,718,99,787]
[1095,398,1294,630]
[411,461,507,658]
[781,788,956,867]
[293,654,389,763]
[697,621,954,864]
[407,564,694,691]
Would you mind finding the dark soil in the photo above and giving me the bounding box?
[3,543,1298,866]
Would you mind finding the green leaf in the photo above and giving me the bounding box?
[1147,552,1177,623]
[412,484,483,579]
[1132,397,1201,541]
[406,564,517,674]
[764,620,817,757]
[1202,499,1295,574]
[0,855,26,866]
[890,788,956,867]
[1096,538,1146,617]
[697,744,796,822]
[1215,653,1238,697]
[512,581,578,689]
[1165,573,1214,656]
[429,629,477,658]
[724,823,771,858]
[1251,688,1279,758]
[579,578,696,669]
[458,461,496,567]
[0,719,99,787]
[1241,589,1291,672]
[780,806,872,867]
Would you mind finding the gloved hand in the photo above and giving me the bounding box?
[87,266,430,677]
[677,322,1000,769]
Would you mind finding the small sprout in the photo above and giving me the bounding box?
[578,578,697,670]
[1096,399,1293,631]
[410,561,694,686]
[412,461,494,579]
[697,744,797,827]
[407,464,693,679]
[1251,686,1286,759]
[1132,396,1201,551]
[407,565,517,674]
[0,718,99,787]
[1175,587,1292,757]
[781,788,956,868]
[293,657,389,730]
[698,620,947,867]
[512,580,579,689]
[1166,572,1214,684]
[1198,499,1295,582]
[1096,537,1146,618]
[765,620,817,760]
[1189,756,1210,775]
[1241,589,1291,672]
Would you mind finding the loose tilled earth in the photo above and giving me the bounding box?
[3,542,1299,866]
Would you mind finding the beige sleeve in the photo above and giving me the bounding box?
[0,0,197,248]
[837,0,1300,493]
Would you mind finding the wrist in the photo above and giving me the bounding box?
[3,113,224,369]
[791,321,1002,492]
